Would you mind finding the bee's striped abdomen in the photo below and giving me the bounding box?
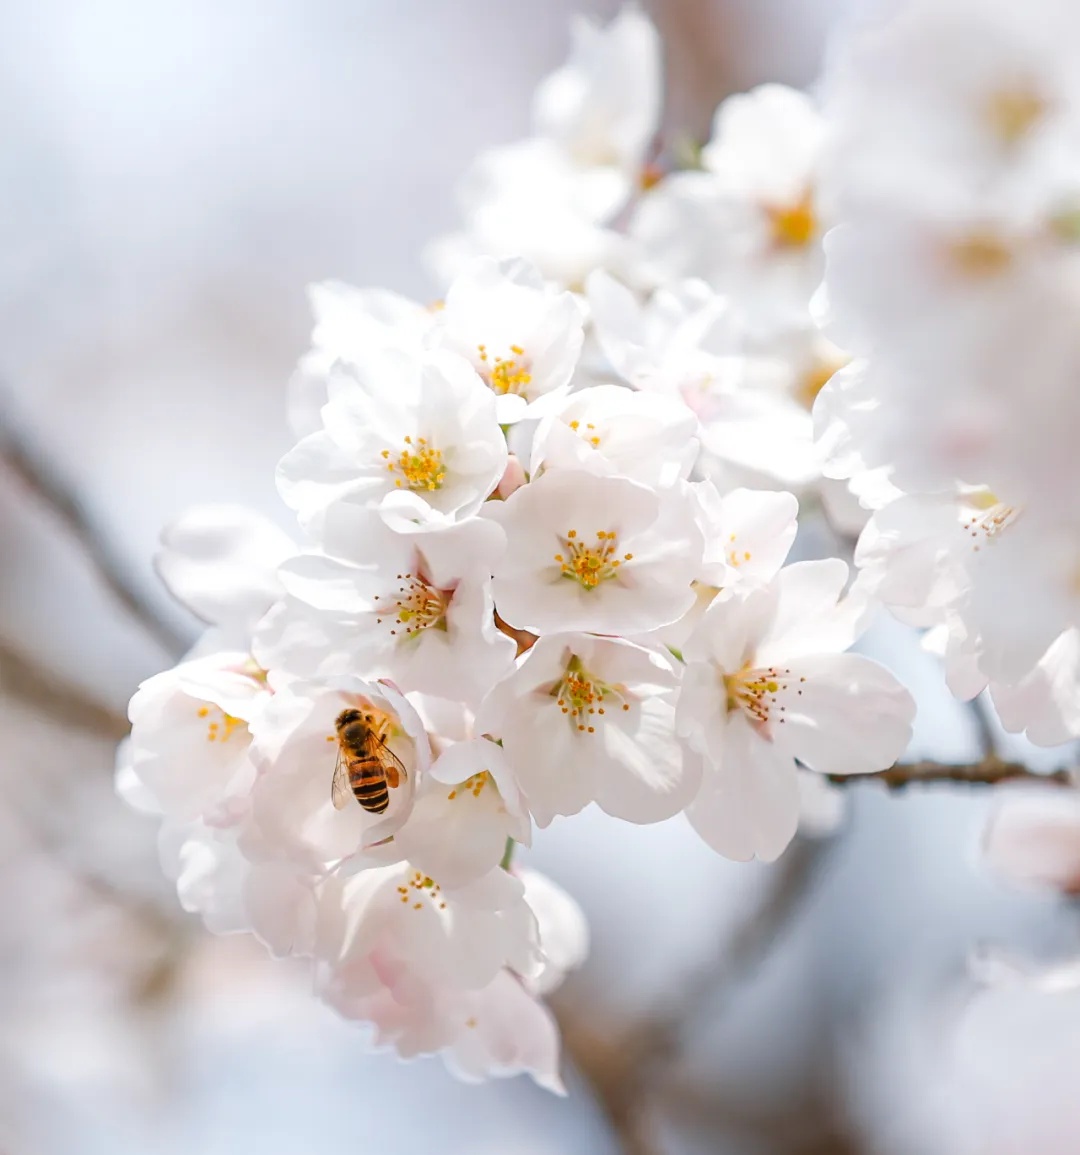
[348,758,390,813]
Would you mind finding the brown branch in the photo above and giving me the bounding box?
[0,388,190,659]
[554,836,833,1155]
[826,758,1073,791]
[0,634,129,740]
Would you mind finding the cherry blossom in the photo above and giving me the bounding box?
[677,561,915,861]
[277,347,507,529]
[259,503,514,704]
[489,469,703,636]
[476,633,699,826]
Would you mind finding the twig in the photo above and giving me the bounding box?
[825,758,1072,791]
[0,634,128,739]
[555,836,833,1155]
[0,388,190,658]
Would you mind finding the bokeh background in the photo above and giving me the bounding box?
[2,2,1079,1152]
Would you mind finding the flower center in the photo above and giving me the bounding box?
[962,496,1020,551]
[947,232,1014,279]
[396,869,448,912]
[796,351,850,411]
[477,343,533,397]
[725,533,753,571]
[569,419,602,448]
[554,529,633,591]
[766,189,817,249]
[724,664,805,729]
[551,657,632,734]
[381,436,446,491]
[373,571,451,637]
[447,772,491,801]
[197,704,245,744]
[986,87,1047,145]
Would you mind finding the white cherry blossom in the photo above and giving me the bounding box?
[433,257,586,423]
[427,7,661,289]
[489,469,703,636]
[290,281,434,436]
[385,738,532,889]
[677,560,915,861]
[159,818,318,958]
[259,503,514,705]
[124,652,267,825]
[476,634,700,826]
[248,677,430,869]
[532,6,661,180]
[586,270,820,487]
[315,862,543,1000]
[277,347,507,528]
[631,84,826,334]
[530,382,698,488]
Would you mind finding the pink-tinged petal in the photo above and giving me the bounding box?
[778,652,914,775]
[984,789,1080,894]
[687,715,800,862]
[991,630,1080,747]
[445,971,565,1094]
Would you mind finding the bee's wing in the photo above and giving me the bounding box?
[331,747,352,810]
[373,733,409,790]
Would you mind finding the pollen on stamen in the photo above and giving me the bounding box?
[383,436,447,492]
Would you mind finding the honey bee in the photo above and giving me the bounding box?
[331,708,408,814]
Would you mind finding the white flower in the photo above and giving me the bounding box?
[426,7,662,290]
[155,505,294,654]
[530,382,698,488]
[290,282,434,437]
[533,6,661,177]
[277,347,507,529]
[658,484,800,652]
[586,271,820,487]
[428,140,632,290]
[259,503,514,705]
[677,560,915,861]
[385,738,532,889]
[630,85,826,333]
[124,652,267,824]
[476,634,700,826]
[159,819,318,958]
[248,677,430,869]
[432,257,586,423]
[315,862,543,998]
[693,483,799,593]
[322,960,563,1092]
[489,469,703,636]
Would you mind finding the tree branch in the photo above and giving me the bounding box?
[0,388,190,659]
[826,758,1073,791]
[0,634,129,740]
[555,836,834,1155]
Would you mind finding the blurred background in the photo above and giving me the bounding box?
[2,2,1079,1152]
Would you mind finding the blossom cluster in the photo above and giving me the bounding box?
[818,0,1080,744]
[116,7,923,1087]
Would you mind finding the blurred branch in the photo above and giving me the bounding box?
[826,758,1072,791]
[0,388,189,658]
[0,634,128,739]
[555,837,833,1155]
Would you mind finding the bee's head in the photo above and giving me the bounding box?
[335,707,365,729]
